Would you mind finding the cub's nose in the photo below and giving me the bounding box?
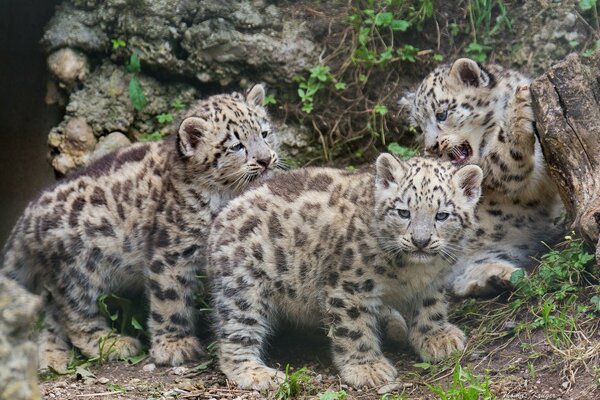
[411,235,431,249]
[256,156,271,168]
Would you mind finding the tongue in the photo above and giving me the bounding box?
[450,145,470,164]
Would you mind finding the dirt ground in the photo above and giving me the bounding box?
[40,305,600,400]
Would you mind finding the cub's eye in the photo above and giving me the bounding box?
[261,131,269,138]
[397,209,410,219]
[229,143,245,152]
[435,110,448,122]
[435,212,449,221]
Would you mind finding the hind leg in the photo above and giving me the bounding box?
[448,252,518,297]
[51,256,142,361]
[38,303,72,373]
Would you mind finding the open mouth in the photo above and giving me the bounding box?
[448,142,472,165]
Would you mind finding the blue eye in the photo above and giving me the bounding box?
[435,212,449,221]
[230,143,244,152]
[436,110,448,122]
[397,209,410,219]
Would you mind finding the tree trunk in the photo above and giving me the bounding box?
[530,52,600,255]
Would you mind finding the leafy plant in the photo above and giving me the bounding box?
[275,365,312,399]
[264,94,277,105]
[171,99,186,110]
[156,113,174,124]
[427,363,495,400]
[387,142,417,159]
[466,0,511,62]
[511,235,595,299]
[97,293,147,338]
[138,132,163,142]
[111,38,126,50]
[319,390,347,400]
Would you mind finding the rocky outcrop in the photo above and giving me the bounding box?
[42,0,321,174]
[0,276,41,400]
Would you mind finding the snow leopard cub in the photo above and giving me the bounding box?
[208,155,483,389]
[0,85,278,372]
[401,58,564,296]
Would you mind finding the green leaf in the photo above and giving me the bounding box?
[373,104,388,115]
[128,77,147,111]
[579,0,596,11]
[510,268,526,285]
[358,26,370,46]
[127,53,141,73]
[264,94,277,105]
[413,362,431,370]
[319,390,347,400]
[171,99,185,109]
[390,19,410,31]
[334,82,346,90]
[156,113,174,124]
[310,65,331,82]
[130,316,144,331]
[432,53,444,62]
[591,295,600,312]
[111,38,126,50]
[139,132,162,142]
[374,12,394,26]
[387,143,417,160]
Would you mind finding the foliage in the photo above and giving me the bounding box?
[387,142,417,159]
[156,113,174,124]
[427,363,495,400]
[319,390,347,400]
[510,235,595,299]
[111,38,126,50]
[138,132,163,142]
[97,294,147,339]
[465,0,511,62]
[287,0,439,162]
[275,365,313,399]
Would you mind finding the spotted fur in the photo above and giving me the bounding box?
[401,58,564,296]
[208,155,483,389]
[0,85,279,372]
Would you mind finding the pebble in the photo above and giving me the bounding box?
[143,363,156,372]
[130,378,141,384]
[97,377,109,384]
[172,366,188,375]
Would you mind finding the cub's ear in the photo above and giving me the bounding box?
[449,58,491,88]
[375,153,405,189]
[452,164,483,206]
[177,116,210,157]
[398,91,416,125]
[246,84,266,107]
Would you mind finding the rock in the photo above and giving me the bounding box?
[47,48,89,88]
[142,363,156,373]
[91,132,132,161]
[97,377,110,384]
[48,117,97,175]
[41,3,108,53]
[0,276,42,400]
[64,117,97,153]
[171,366,188,376]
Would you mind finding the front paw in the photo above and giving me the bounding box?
[151,335,204,366]
[451,262,517,297]
[340,358,397,388]
[224,362,286,390]
[412,324,465,362]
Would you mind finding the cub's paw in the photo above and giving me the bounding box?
[151,335,204,366]
[382,308,409,344]
[340,358,397,388]
[414,324,466,362]
[39,348,71,374]
[451,262,518,297]
[103,335,144,360]
[225,362,286,390]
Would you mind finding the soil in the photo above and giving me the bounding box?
[40,302,599,400]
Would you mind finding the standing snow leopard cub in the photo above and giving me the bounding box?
[208,155,483,389]
[401,58,564,296]
[0,85,279,372]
